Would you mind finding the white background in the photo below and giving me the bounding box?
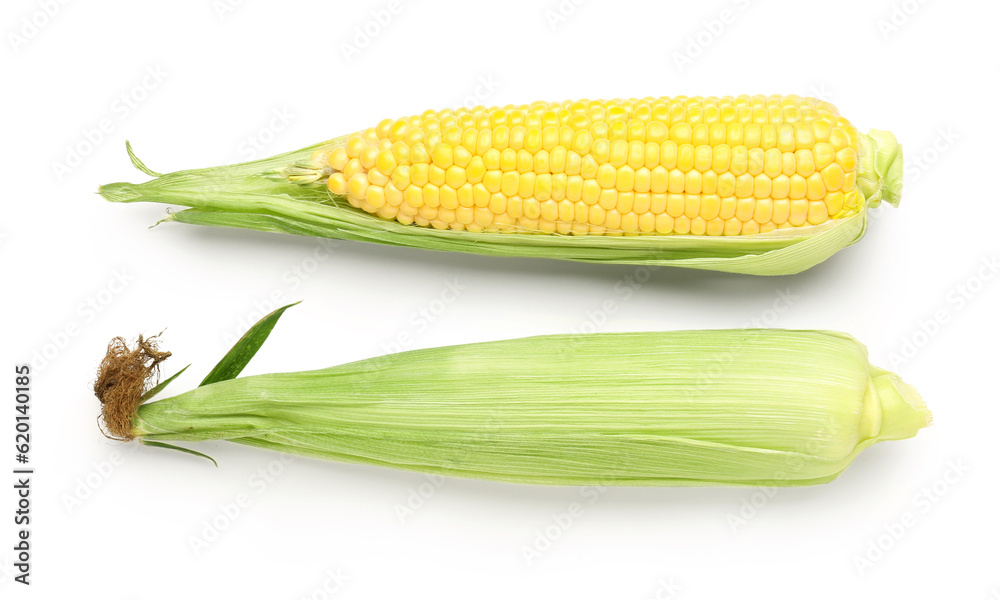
[2,0,998,597]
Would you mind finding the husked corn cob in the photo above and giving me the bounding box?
[99,94,903,275]
[321,96,867,236]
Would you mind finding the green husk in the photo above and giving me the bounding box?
[98,129,902,276]
[103,307,931,487]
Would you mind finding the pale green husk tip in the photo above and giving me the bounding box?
[99,130,902,276]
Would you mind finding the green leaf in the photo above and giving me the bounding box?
[125,141,164,178]
[140,364,190,404]
[199,302,300,387]
[141,439,218,467]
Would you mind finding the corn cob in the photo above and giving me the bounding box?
[96,306,930,487]
[100,95,902,275]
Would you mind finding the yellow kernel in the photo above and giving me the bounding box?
[499,148,516,171]
[453,146,472,168]
[694,145,713,172]
[769,174,789,199]
[475,207,495,226]
[328,146,349,171]
[812,119,832,143]
[607,139,627,168]
[813,143,835,170]
[789,174,807,199]
[676,144,694,171]
[376,150,398,176]
[439,185,458,209]
[580,154,599,178]
[535,174,552,201]
[639,212,657,233]
[684,170,702,194]
[734,173,754,198]
[794,123,815,150]
[566,175,583,201]
[501,171,519,196]
[509,126,526,150]
[581,179,601,205]
[824,191,845,216]
[753,174,772,199]
[842,170,857,192]
[516,149,533,174]
[404,185,423,208]
[359,145,378,170]
[489,192,507,214]
[829,127,849,151]
[673,215,691,234]
[647,121,669,143]
[723,217,742,235]
[385,182,404,206]
[806,172,826,200]
[365,185,386,209]
[540,199,559,221]
[343,158,364,180]
[634,192,651,213]
[760,124,777,150]
[346,135,366,158]
[781,152,796,176]
[443,126,463,147]
[558,199,575,222]
[422,183,440,208]
[789,199,809,226]
[689,216,707,235]
[545,146,565,173]
[670,122,692,144]
[719,196,737,220]
[614,191,634,213]
[482,148,501,170]
[594,163,615,189]
[726,124,744,146]
[821,163,845,191]
[584,183,613,211]
[543,126,560,151]
[654,213,674,234]
[741,220,760,235]
[609,120,628,141]
[621,211,639,233]
[627,140,645,169]
[698,194,720,220]
[683,194,700,219]
[776,124,795,152]
[551,173,567,200]
[348,173,369,198]
[642,142,660,170]
[492,126,510,150]
[616,166,635,192]
[588,204,606,226]
[763,148,782,178]
[735,197,755,221]
[747,148,764,176]
[711,146,731,173]
[569,130,592,156]
[443,165,465,188]
[633,167,651,193]
[836,147,858,172]
[660,141,678,168]
[410,143,430,164]
[730,146,748,175]
[650,193,667,214]
[327,172,348,195]
[524,128,542,154]
[518,172,536,199]
[574,201,589,222]
[771,198,790,224]
[717,172,736,197]
[807,200,828,224]
[428,165,446,187]
[456,183,474,208]
[650,166,669,194]
[752,198,772,223]
[705,217,725,236]
[368,169,389,186]
[795,149,815,177]
[666,193,685,217]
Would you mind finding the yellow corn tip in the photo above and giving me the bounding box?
[326,96,862,235]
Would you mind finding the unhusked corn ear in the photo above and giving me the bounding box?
[322,96,896,236]
[120,312,931,487]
